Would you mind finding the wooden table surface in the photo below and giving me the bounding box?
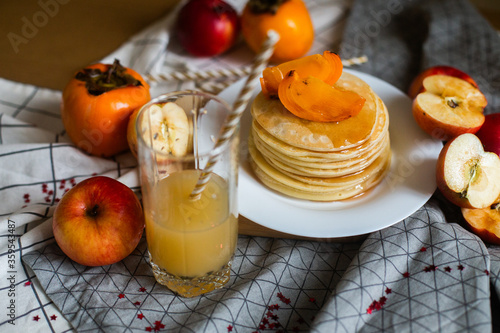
[2,0,499,90]
[1,0,498,241]
[0,0,180,91]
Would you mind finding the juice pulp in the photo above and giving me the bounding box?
[145,170,238,278]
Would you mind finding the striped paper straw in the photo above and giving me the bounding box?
[342,55,368,67]
[189,30,280,200]
[194,56,370,95]
[145,56,368,84]
[146,66,251,83]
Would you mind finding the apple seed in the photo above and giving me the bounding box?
[460,162,480,198]
[445,97,459,109]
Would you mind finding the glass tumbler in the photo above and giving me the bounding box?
[135,91,239,297]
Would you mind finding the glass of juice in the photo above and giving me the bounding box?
[135,91,239,297]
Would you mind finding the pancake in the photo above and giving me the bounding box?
[249,135,391,189]
[276,136,391,187]
[251,95,389,161]
[254,132,389,178]
[253,126,388,170]
[247,71,391,202]
[254,131,377,170]
[249,142,392,201]
[251,72,378,152]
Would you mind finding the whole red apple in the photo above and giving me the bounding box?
[475,113,500,157]
[53,176,145,266]
[408,65,478,99]
[175,0,240,57]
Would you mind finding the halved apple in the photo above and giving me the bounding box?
[126,102,191,158]
[412,75,486,141]
[462,204,500,245]
[436,133,500,209]
[408,65,478,99]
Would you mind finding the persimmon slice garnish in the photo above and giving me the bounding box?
[260,51,343,97]
[278,70,366,123]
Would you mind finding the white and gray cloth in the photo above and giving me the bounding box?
[1,0,499,332]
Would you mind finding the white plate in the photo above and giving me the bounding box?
[218,69,443,238]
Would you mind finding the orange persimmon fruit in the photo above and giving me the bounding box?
[260,51,343,97]
[61,59,151,157]
[241,0,314,63]
[278,70,366,123]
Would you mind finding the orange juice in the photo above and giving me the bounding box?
[145,170,238,278]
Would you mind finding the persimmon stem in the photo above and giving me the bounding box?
[106,60,118,84]
[75,59,143,96]
[247,0,288,14]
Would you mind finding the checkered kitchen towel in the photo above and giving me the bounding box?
[1,0,500,332]
[313,0,500,331]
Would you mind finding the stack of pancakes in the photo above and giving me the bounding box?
[248,72,391,201]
